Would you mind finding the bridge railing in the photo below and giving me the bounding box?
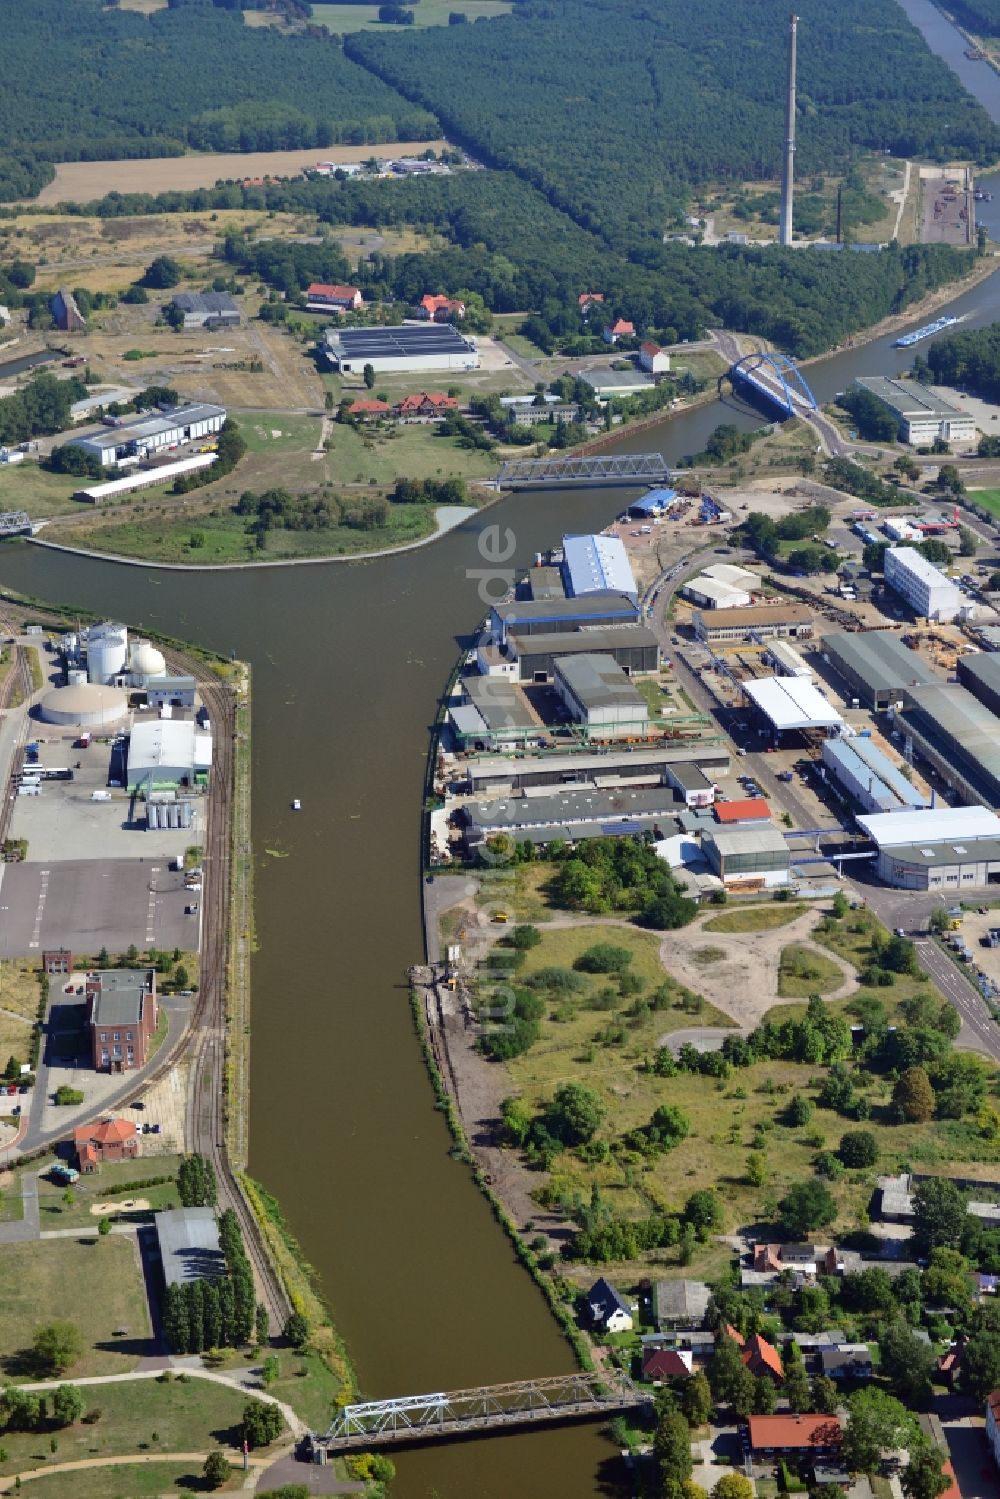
[496,453,671,488]
[314,1371,639,1451]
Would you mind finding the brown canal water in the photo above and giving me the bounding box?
[3,242,1000,1499]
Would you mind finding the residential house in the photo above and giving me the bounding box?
[986,1390,1000,1471]
[725,1323,746,1348]
[937,1336,968,1389]
[639,341,671,374]
[977,1274,1000,1300]
[346,399,391,421]
[305,283,362,312]
[746,1414,843,1460]
[603,318,635,345]
[394,392,459,419]
[819,1345,873,1381]
[742,1333,784,1381]
[653,1279,711,1330]
[587,1277,633,1333]
[86,968,158,1072]
[642,1347,693,1382]
[578,292,604,310]
[420,294,466,321]
[73,1117,139,1172]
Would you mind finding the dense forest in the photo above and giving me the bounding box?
[346,0,1000,246]
[944,0,1000,37]
[0,0,435,199]
[925,322,1000,400]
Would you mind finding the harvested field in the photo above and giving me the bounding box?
[32,143,447,206]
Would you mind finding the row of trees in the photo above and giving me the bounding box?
[162,1207,256,1354]
[177,1152,217,1208]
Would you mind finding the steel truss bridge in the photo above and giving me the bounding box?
[311,1372,640,1453]
[495,452,670,489]
[728,352,818,420]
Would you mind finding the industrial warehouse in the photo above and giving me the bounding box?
[821,631,937,709]
[64,403,226,469]
[852,376,977,446]
[856,807,1000,890]
[890,682,1000,807]
[322,322,479,374]
[693,604,814,644]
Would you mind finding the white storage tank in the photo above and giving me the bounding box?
[86,622,128,684]
[129,640,167,680]
[39,683,127,727]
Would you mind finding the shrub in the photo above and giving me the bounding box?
[574,943,632,974]
[839,1129,878,1168]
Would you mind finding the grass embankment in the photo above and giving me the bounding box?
[0,1378,282,1482]
[494,904,1000,1278]
[0,466,83,519]
[7,1462,243,1497]
[702,902,807,934]
[0,1239,150,1381]
[240,1176,357,1408]
[777,942,845,998]
[409,986,595,1369]
[49,412,488,563]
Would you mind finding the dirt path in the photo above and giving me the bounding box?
[0,1452,272,1493]
[653,906,856,1027]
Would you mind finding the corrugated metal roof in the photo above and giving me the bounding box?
[743,676,843,731]
[824,736,928,810]
[562,534,637,598]
[822,631,937,696]
[856,804,1000,848]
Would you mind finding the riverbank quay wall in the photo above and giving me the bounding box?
[0,587,362,1391]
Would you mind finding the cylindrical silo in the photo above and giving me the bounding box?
[87,623,128,684]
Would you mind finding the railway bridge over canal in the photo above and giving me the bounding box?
[308,1371,641,1456]
[495,452,671,489]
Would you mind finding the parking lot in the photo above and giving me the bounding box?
[10,733,202,863]
[0,860,199,957]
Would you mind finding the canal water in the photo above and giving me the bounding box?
[2,10,1000,1491]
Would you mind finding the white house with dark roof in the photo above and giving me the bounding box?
[587,1277,633,1333]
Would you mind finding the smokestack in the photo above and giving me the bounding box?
[780,13,798,248]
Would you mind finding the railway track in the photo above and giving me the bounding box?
[0,605,287,1328]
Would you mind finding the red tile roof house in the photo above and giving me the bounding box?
[305,282,363,312]
[346,399,391,421]
[73,1117,139,1173]
[742,1333,784,1381]
[746,1414,843,1459]
[419,294,467,322]
[642,1347,693,1382]
[578,292,604,309]
[394,392,460,419]
[603,318,635,345]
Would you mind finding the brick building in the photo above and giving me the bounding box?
[86,969,158,1072]
[73,1117,139,1172]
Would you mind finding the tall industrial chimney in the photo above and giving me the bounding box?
[779,13,798,248]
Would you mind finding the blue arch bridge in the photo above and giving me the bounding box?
[307,1372,641,1457]
[727,351,819,420]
